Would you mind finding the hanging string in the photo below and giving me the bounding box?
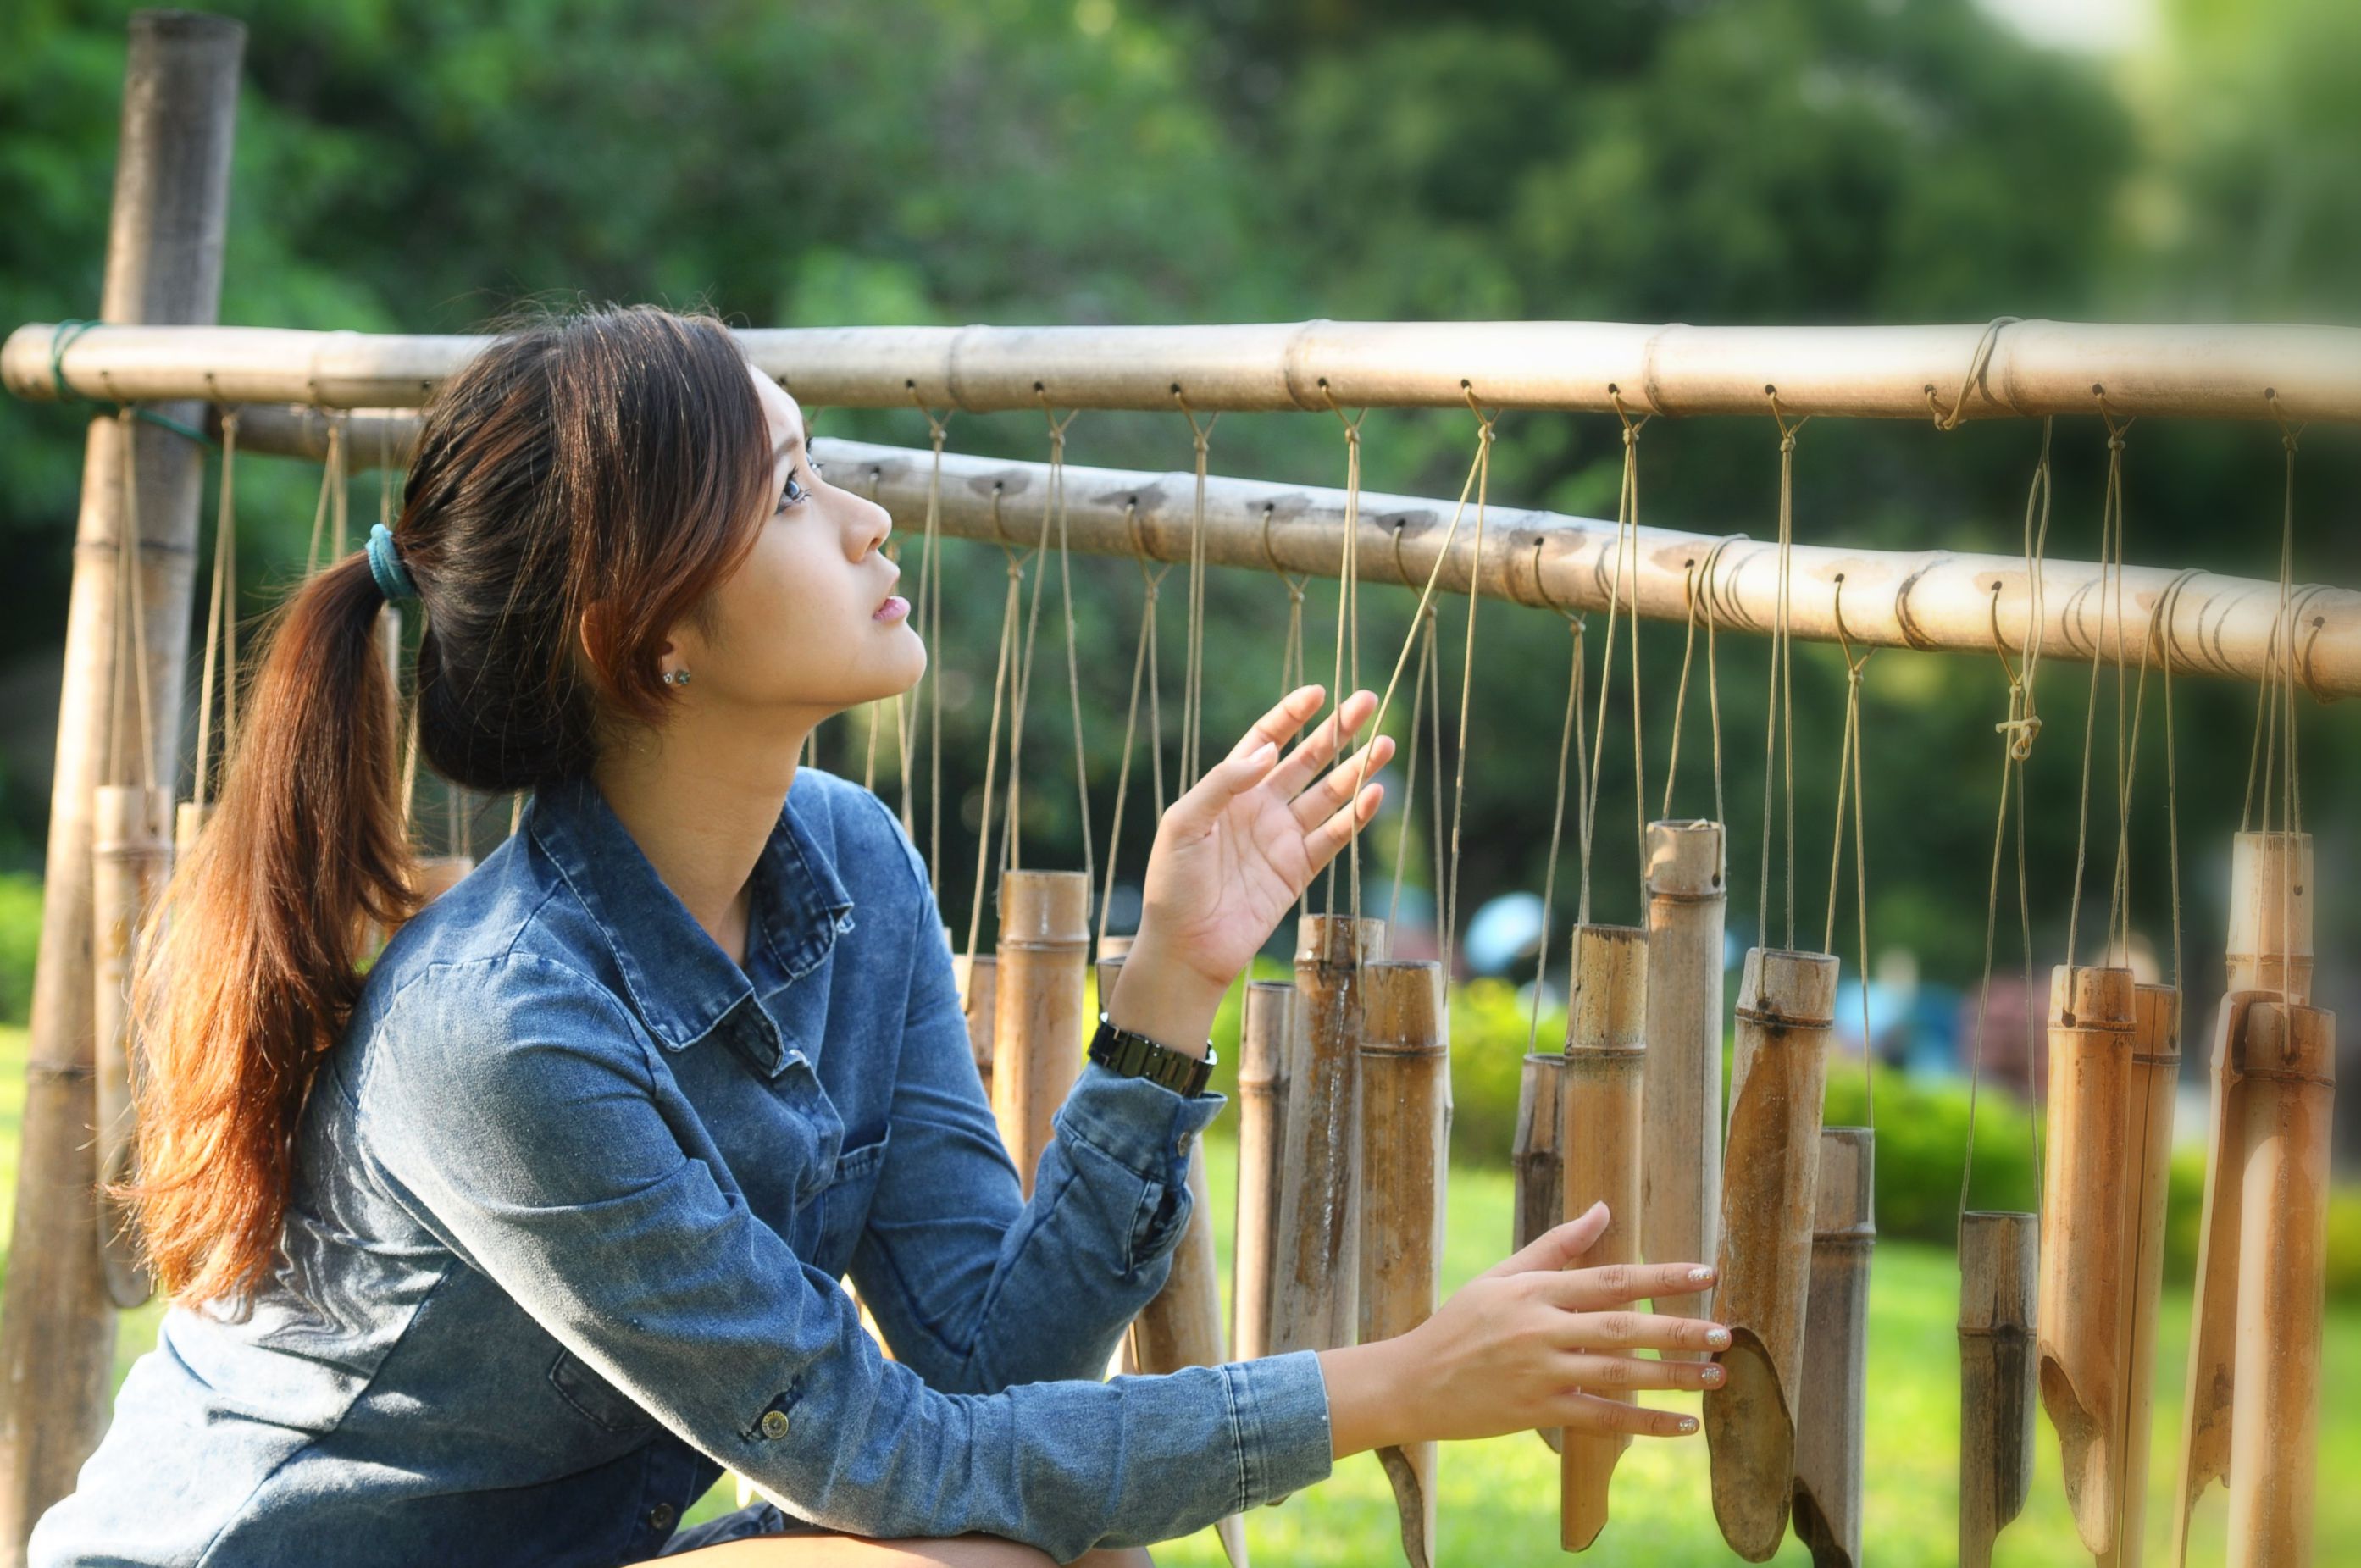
[1440,393,1496,1006]
[1316,388,1369,926]
[997,400,1084,880]
[1576,394,1651,926]
[105,405,160,797]
[192,407,242,813]
[1757,391,1810,950]
[1042,395,1097,907]
[1659,532,1740,825]
[1174,391,1219,794]
[1096,500,1176,956]
[1821,577,1877,1129]
[1959,418,2054,1218]
[1265,502,1316,935]
[2064,393,2132,970]
[904,391,955,895]
[1385,590,1437,938]
[962,484,1031,972]
[1524,556,1588,1055]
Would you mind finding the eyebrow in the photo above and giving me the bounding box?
[772,413,810,462]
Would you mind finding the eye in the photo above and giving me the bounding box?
[777,469,809,511]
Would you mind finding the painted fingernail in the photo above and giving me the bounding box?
[1677,1416,1699,1434]
[1687,1266,1715,1283]
[1707,1327,1732,1349]
[1702,1365,1725,1386]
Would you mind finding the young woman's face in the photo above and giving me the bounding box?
[667,364,923,726]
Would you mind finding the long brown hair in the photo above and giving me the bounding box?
[119,301,778,1306]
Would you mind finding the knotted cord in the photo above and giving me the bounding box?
[1576,394,1651,927]
[1524,550,1588,1055]
[1757,391,1810,950]
[1096,499,1175,956]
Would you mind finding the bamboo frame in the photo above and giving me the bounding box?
[1958,1211,2040,1568]
[1358,961,1449,1568]
[1706,946,1840,1563]
[1559,923,1647,1554]
[1640,819,1726,1348]
[1791,1127,1875,1568]
[2038,962,2138,1556]
[89,784,171,1310]
[1233,978,1291,1365]
[990,869,1090,1201]
[2105,982,2180,1568]
[1268,915,1388,1358]
[206,409,2361,701]
[18,319,2361,421]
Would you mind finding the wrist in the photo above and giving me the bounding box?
[1103,928,1228,1059]
[1314,1338,1414,1461]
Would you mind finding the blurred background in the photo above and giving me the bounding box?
[3,1,2358,1560]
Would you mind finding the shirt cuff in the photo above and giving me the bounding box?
[1221,1348,1336,1510]
[1053,1057,1227,1188]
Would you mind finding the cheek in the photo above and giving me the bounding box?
[711,530,840,657]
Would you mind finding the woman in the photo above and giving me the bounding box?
[31,302,1727,1568]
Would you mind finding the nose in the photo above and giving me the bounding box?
[854,492,891,558]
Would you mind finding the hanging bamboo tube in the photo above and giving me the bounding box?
[1791,1127,1875,1568]
[1268,914,1388,1357]
[947,923,998,1104]
[1233,978,1292,1364]
[1641,818,1727,1349]
[90,784,172,1310]
[1958,1211,2041,1568]
[2104,981,2180,1568]
[2224,997,2335,1567]
[1705,946,1840,1563]
[1558,923,1647,1553]
[2038,963,2137,1556]
[2224,828,2312,997]
[991,869,1091,1200]
[171,801,210,862]
[1513,1048,1566,1456]
[1358,960,1449,1568]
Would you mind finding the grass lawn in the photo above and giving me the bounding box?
[3,1022,2351,1563]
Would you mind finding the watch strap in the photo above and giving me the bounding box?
[1089,1011,1217,1098]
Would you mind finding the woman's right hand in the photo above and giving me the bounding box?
[1314,1202,1727,1459]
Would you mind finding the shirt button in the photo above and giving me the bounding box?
[1177,1130,1194,1155]
[647,1503,677,1532]
[760,1408,792,1439]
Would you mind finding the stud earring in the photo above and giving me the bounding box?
[663,668,692,687]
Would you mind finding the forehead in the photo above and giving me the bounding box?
[749,365,805,444]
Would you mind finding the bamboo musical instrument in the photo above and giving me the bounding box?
[1558,923,1647,1553]
[1792,1127,1874,1568]
[1358,960,1449,1568]
[947,922,998,1104]
[1959,1211,2040,1568]
[2038,962,2137,1556]
[91,784,172,1310]
[1233,978,1292,1364]
[990,869,1090,1200]
[171,801,209,862]
[2224,828,2311,996]
[1268,914,1388,1357]
[1705,946,1839,1562]
[1513,1048,1566,1455]
[2104,982,2179,1568]
[1641,818,1726,1349]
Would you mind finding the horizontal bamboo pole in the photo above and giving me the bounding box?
[14,319,2361,420]
[198,407,2361,700]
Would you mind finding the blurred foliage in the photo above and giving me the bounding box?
[0,875,39,1028]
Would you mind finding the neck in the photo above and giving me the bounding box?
[590,705,819,967]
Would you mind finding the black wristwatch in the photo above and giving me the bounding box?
[1088,1010,1217,1098]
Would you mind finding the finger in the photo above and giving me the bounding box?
[1538,1260,1720,1314]
[1479,1203,1610,1281]
[1222,684,1327,772]
[1552,1351,1726,1394]
[1289,734,1397,829]
[1549,1310,1733,1358]
[1551,1392,1699,1439]
[1300,776,1383,873]
[1167,734,1283,833]
[1267,689,1378,797]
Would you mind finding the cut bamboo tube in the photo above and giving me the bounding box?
[25,319,2361,423]
[2103,982,2180,1568]
[171,800,210,862]
[1792,1127,1874,1568]
[2225,829,2311,999]
[2176,990,2259,1561]
[991,870,1090,1201]
[213,407,2361,703]
[1705,946,1840,1563]
[2224,998,2335,1568]
[1358,961,1449,1568]
[91,784,172,1310]
[1233,978,1292,1364]
[2038,963,2137,1556]
[1959,1211,2041,1568]
[1642,818,1726,1349]
[1513,1048,1566,1456]
[1268,914,1388,1357]
[948,928,998,1104]
[1558,923,1647,1553]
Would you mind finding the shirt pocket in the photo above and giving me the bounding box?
[547,1344,656,1436]
[801,1126,892,1278]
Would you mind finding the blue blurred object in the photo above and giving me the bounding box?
[1464,891,1545,975]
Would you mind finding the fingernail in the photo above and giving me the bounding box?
[1677,1416,1699,1434]
[1687,1266,1714,1283]
[1707,1327,1732,1349]
[1702,1365,1725,1387]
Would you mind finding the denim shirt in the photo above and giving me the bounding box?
[30,767,1334,1568]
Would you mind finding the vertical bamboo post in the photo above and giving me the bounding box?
[2038,962,2137,1556]
[1513,1048,1566,1455]
[1642,819,1726,1347]
[1358,960,1449,1568]
[2103,981,2179,1568]
[89,785,172,1310]
[947,922,998,1105]
[1233,978,1291,1364]
[2223,997,2335,1568]
[1791,1126,1874,1568]
[0,14,243,1555]
[1267,914,1387,1357]
[1705,946,1839,1563]
[1558,923,1646,1553]
[1958,1211,2040,1568]
[990,869,1090,1200]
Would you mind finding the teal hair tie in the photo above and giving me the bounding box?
[366,522,418,602]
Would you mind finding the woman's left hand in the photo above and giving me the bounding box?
[1131,684,1394,1000]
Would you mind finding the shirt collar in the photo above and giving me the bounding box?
[527,770,856,1072]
